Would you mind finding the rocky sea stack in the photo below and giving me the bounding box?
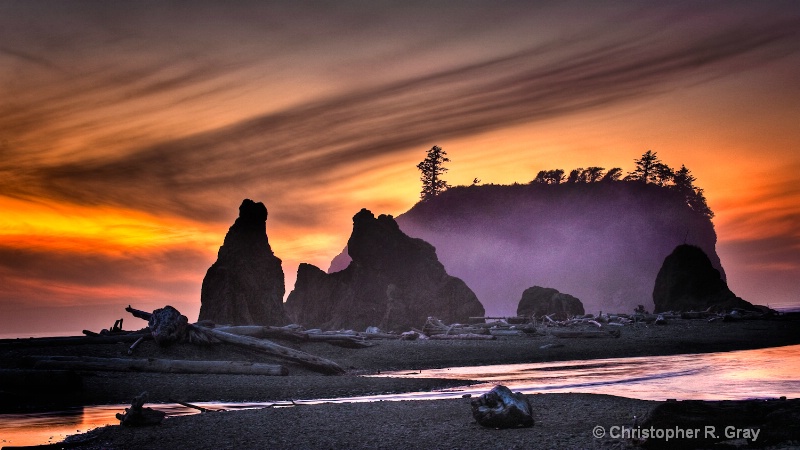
[653,244,757,313]
[285,208,484,331]
[331,182,724,315]
[198,199,289,326]
[517,286,585,320]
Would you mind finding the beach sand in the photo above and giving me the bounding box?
[2,317,799,449]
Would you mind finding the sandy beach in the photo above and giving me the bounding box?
[2,317,800,449]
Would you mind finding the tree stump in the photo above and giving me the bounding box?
[148,305,188,346]
[471,385,534,429]
[116,392,166,426]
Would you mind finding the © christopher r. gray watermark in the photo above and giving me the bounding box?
[592,425,761,442]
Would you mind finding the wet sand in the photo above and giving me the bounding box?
[2,317,799,449]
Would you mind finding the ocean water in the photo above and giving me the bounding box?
[2,344,799,447]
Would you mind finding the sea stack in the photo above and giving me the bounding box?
[652,244,756,313]
[198,199,289,325]
[285,208,484,331]
[516,286,585,320]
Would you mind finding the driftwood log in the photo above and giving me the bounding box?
[429,333,496,340]
[116,392,166,427]
[216,325,372,348]
[638,398,800,448]
[27,356,288,376]
[549,329,620,338]
[471,385,535,429]
[190,326,345,375]
[0,333,150,348]
[125,306,345,375]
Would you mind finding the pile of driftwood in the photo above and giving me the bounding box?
[421,317,538,340]
[123,305,346,375]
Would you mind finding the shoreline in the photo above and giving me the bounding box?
[3,318,800,449]
[2,318,799,408]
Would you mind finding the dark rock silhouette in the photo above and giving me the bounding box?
[198,199,289,326]
[471,385,535,429]
[652,244,756,313]
[285,208,484,331]
[330,182,724,315]
[516,286,585,320]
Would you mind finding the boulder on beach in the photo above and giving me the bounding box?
[198,199,289,326]
[285,208,484,331]
[471,385,535,429]
[652,244,757,313]
[516,286,585,320]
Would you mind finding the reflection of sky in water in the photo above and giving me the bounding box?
[2,345,799,447]
[375,344,800,401]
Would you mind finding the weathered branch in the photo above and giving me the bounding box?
[27,356,288,376]
[125,305,346,375]
[190,326,345,375]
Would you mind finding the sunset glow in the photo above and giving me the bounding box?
[1,1,798,336]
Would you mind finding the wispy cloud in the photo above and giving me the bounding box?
[2,16,797,224]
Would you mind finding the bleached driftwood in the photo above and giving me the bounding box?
[28,355,288,376]
[125,305,345,375]
[187,326,345,375]
[215,325,373,348]
[488,329,525,337]
[0,333,150,348]
[429,333,495,340]
[550,329,621,338]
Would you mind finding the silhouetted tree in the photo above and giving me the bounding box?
[626,150,658,182]
[417,145,450,201]
[672,165,714,218]
[626,150,673,185]
[532,169,565,185]
[601,167,623,182]
[653,163,675,187]
[584,166,605,183]
[567,168,586,183]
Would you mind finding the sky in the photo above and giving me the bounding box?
[1,1,798,337]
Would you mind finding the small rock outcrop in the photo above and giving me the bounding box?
[516,286,585,320]
[198,199,289,326]
[652,244,756,313]
[285,208,484,331]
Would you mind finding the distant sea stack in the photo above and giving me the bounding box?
[330,182,724,315]
[516,286,585,320]
[285,208,484,331]
[652,244,757,313]
[198,199,289,326]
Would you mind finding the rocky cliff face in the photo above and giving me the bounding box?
[330,182,723,316]
[198,199,289,326]
[516,286,585,320]
[652,244,755,313]
[285,208,484,331]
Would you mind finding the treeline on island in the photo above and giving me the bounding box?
[527,150,713,219]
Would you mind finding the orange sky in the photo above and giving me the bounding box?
[1,1,798,336]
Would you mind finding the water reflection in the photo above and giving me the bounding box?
[2,345,798,447]
[373,344,800,401]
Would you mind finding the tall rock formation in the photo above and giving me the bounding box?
[516,286,585,320]
[652,244,756,313]
[330,182,724,315]
[285,208,484,331]
[198,199,289,326]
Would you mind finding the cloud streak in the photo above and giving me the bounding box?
[2,16,797,224]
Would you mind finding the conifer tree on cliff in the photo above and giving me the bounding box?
[626,149,673,185]
[672,164,714,218]
[417,145,450,201]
